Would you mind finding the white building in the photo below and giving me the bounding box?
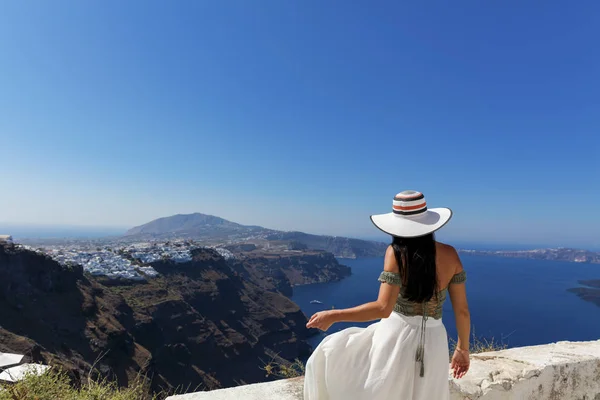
[0,353,24,369]
[0,235,13,244]
[0,363,50,383]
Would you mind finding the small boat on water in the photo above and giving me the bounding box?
[310,300,323,304]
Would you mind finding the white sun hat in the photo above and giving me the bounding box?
[370,190,452,238]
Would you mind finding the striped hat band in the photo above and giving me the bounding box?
[392,190,427,216]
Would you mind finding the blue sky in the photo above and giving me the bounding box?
[1,1,599,248]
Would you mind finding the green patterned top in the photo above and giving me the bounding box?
[378,270,467,320]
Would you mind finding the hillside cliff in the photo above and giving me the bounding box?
[229,249,351,297]
[265,231,387,259]
[0,244,313,392]
[0,243,146,387]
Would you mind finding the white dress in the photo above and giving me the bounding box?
[303,270,466,400]
[304,312,449,400]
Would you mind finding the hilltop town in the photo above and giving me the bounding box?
[10,238,297,282]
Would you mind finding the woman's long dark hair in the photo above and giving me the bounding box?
[391,233,437,303]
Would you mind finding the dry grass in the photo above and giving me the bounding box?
[448,327,507,360]
[261,357,305,379]
[0,368,166,400]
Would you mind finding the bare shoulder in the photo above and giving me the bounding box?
[383,245,400,273]
[435,241,457,257]
[435,241,463,273]
[385,244,395,258]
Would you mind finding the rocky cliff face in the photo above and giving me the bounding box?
[123,248,312,390]
[230,250,351,297]
[265,232,388,259]
[0,243,147,387]
[0,244,313,393]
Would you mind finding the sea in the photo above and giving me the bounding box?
[292,254,600,349]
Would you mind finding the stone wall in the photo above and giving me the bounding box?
[167,340,600,400]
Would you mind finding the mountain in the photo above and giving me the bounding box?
[0,243,313,393]
[125,213,268,239]
[125,213,387,258]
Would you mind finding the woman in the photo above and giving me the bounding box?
[304,190,470,400]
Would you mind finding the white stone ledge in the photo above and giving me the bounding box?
[167,340,600,400]
[167,378,304,400]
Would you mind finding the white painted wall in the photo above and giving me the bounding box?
[167,340,600,400]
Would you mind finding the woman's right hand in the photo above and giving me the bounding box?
[306,310,336,331]
[451,348,470,379]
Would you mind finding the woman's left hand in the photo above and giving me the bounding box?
[306,311,336,331]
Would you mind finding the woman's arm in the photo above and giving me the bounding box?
[448,250,470,350]
[447,247,470,378]
[307,246,401,330]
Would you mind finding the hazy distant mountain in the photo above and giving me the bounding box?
[124,213,273,241]
[125,213,387,258]
[459,247,600,264]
